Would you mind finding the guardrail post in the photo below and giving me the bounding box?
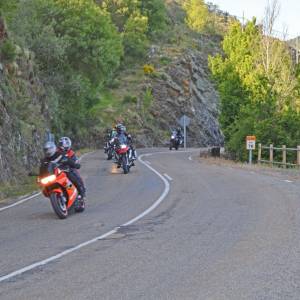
[269,144,273,165]
[282,145,286,168]
[297,146,300,166]
[258,143,262,164]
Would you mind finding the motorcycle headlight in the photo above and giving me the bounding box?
[40,175,56,185]
[171,135,175,139]
[120,144,127,149]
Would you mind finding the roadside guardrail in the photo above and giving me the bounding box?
[258,143,300,167]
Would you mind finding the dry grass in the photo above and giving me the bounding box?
[198,156,300,182]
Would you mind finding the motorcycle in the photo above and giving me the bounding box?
[169,131,183,150]
[104,139,116,160]
[114,138,135,174]
[38,161,85,219]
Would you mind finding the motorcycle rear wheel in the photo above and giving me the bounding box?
[50,193,68,219]
[74,196,85,213]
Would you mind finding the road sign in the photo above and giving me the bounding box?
[246,136,256,165]
[178,115,191,127]
[178,115,191,150]
[246,136,256,150]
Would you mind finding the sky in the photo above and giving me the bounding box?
[209,0,300,39]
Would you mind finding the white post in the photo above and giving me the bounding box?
[183,116,187,151]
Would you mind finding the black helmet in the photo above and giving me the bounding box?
[43,141,57,158]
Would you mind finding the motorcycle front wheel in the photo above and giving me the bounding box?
[50,192,68,219]
[107,149,113,160]
[122,155,129,174]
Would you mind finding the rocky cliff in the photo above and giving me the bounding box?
[149,37,223,146]
[0,18,49,188]
[123,33,224,148]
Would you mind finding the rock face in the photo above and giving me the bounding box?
[148,36,224,147]
[0,23,49,185]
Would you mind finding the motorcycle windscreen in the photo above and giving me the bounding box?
[39,162,55,177]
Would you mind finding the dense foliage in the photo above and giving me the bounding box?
[209,20,300,160]
[183,0,209,33]
[0,0,168,143]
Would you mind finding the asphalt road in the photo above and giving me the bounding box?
[1,149,300,299]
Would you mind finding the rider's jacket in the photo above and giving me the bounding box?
[41,151,80,171]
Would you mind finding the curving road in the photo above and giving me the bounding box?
[1,149,300,299]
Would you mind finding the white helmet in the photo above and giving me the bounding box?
[43,141,57,158]
[58,136,72,151]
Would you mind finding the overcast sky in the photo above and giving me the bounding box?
[209,0,299,39]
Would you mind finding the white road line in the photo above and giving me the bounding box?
[188,156,192,161]
[144,161,151,165]
[0,192,42,213]
[283,180,293,183]
[0,152,170,283]
[164,173,173,181]
[0,151,94,213]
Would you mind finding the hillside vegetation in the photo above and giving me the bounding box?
[209,19,300,160]
[2,0,298,195]
[0,0,228,193]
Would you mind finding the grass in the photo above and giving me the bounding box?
[199,155,300,181]
[0,177,38,202]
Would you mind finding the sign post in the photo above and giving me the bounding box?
[179,115,191,151]
[246,136,256,165]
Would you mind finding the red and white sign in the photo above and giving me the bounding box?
[246,136,256,150]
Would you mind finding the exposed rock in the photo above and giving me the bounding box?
[142,35,224,147]
[0,46,50,186]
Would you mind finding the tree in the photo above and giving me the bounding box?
[209,16,300,160]
[11,0,124,139]
[123,12,149,60]
[101,0,141,31]
[141,0,168,37]
[183,0,209,32]
[52,0,123,84]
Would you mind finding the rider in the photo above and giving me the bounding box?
[41,140,86,200]
[115,123,137,160]
[58,137,86,199]
[176,127,183,142]
[110,126,117,140]
[105,127,117,142]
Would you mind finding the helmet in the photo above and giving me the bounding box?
[116,123,125,134]
[58,136,72,151]
[43,141,57,158]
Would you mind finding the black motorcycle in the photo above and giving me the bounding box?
[169,131,183,150]
[104,139,116,160]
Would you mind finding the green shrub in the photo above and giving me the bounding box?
[143,87,153,109]
[0,40,16,62]
[160,56,172,65]
[123,95,137,104]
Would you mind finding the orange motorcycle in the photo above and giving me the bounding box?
[38,161,85,219]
